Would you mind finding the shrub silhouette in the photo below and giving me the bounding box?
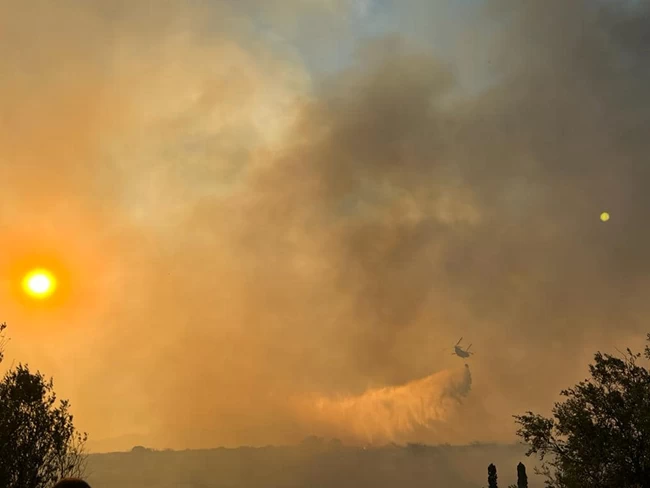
[515,334,650,487]
[0,323,87,488]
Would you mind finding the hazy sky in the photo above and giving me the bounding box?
[1,0,649,452]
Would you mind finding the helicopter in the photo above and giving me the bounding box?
[451,337,474,358]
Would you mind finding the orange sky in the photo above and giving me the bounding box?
[1,0,650,453]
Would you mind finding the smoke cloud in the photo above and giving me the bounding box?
[1,0,649,451]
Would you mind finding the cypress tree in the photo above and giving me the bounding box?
[517,462,528,488]
[488,463,498,488]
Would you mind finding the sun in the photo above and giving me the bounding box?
[600,211,610,222]
[22,269,57,299]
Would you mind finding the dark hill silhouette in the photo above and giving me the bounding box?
[85,442,541,488]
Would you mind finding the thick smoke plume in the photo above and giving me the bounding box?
[1,0,650,451]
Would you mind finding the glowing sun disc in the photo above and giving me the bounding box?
[600,212,610,222]
[22,269,57,299]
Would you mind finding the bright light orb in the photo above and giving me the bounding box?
[600,212,610,222]
[22,269,57,299]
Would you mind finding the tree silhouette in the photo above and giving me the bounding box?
[514,334,650,488]
[517,462,528,488]
[0,323,87,488]
[488,463,498,488]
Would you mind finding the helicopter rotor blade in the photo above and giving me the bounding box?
[455,337,463,346]
[466,344,472,351]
